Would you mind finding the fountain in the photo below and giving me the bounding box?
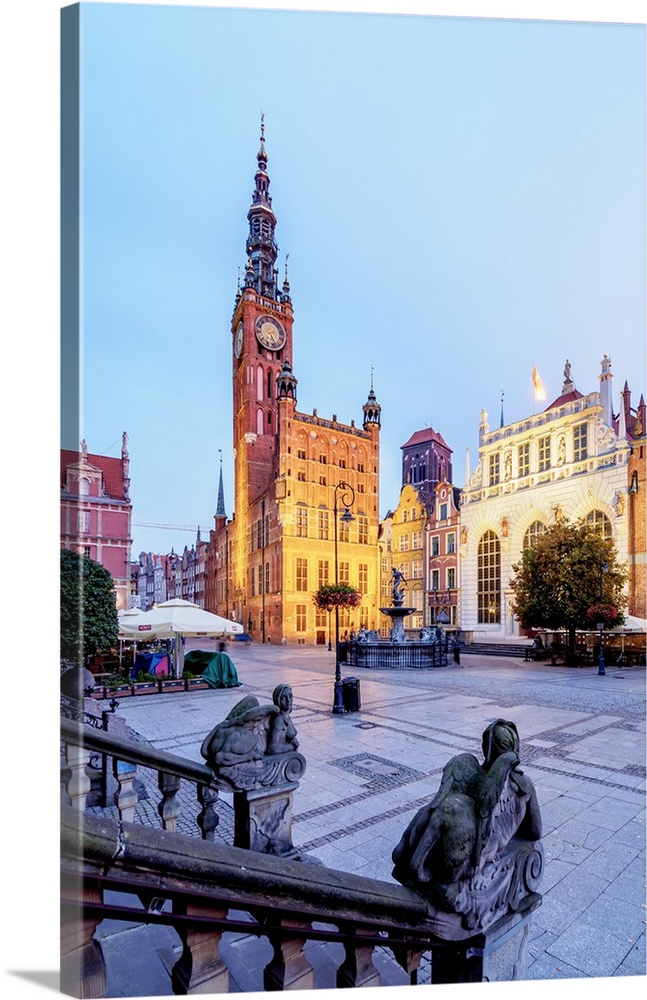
[349,568,451,670]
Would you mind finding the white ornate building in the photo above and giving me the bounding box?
[459,357,634,641]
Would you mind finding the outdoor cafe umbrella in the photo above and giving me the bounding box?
[118,599,244,676]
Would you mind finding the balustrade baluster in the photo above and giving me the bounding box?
[171,901,229,994]
[158,771,181,832]
[113,758,138,822]
[336,930,380,989]
[263,919,315,991]
[65,741,92,810]
[197,782,220,840]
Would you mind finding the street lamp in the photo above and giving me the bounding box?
[332,481,355,715]
[597,561,608,676]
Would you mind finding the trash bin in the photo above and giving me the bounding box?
[342,676,361,713]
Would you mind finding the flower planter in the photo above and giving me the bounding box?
[89,686,106,700]
[108,684,133,699]
[132,682,160,696]
[186,678,210,691]
[159,680,186,693]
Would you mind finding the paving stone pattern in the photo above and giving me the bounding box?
[89,641,646,989]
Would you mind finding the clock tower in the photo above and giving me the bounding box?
[209,121,381,644]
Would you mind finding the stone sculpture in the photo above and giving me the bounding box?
[201,685,306,858]
[201,684,304,791]
[392,719,543,938]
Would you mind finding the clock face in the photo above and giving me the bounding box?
[234,322,244,358]
[255,314,286,351]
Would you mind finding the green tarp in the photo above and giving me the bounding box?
[184,650,241,688]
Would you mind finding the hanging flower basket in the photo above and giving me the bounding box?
[586,604,622,628]
[312,583,362,612]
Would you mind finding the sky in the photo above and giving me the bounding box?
[1,3,645,995]
[59,0,646,559]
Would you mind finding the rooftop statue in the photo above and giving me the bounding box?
[392,719,543,937]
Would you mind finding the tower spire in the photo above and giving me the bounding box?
[215,449,227,518]
[245,115,279,299]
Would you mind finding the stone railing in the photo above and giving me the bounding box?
[61,718,543,996]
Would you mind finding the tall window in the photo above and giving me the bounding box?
[339,519,350,543]
[318,509,329,540]
[412,530,423,549]
[447,567,456,589]
[399,534,409,551]
[318,560,329,587]
[77,510,90,534]
[296,558,308,592]
[295,605,307,632]
[296,505,308,537]
[573,423,588,461]
[518,442,530,478]
[358,564,368,594]
[478,530,501,624]
[431,569,439,591]
[411,559,423,579]
[489,453,500,485]
[447,533,456,554]
[432,536,440,556]
[358,516,368,544]
[538,436,551,472]
[339,561,350,584]
[587,509,612,539]
[523,520,546,550]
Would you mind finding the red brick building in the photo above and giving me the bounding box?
[60,434,133,610]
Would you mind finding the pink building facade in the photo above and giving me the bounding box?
[60,434,133,610]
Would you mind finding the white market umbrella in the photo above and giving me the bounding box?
[118,599,244,676]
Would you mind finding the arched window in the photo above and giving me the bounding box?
[586,509,612,539]
[257,365,263,401]
[523,520,546,550]
[478,530,500,624]
[267,369,272,399]
[257,408,264,435]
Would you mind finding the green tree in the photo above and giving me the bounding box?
[60,549,119,665]
[509,517,627,663]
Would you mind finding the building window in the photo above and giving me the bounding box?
[478,530,501,624]
[538,436,551,472]
[296,506,308,537]
[402,510,408,523]
[339,458,346,469]
[297,471,306,482]
[431,536,439,556]
[258,565,264,595]
[410,507,417,521]
[489,453,500,486]
[523,520,546,550]
[339,519,350,543]
[440,503,448,521]
[296,558,308,592]
[399,534,409,551]
[573,423,588,461]
[318,509,329,540]
[381,556,389,573]
[411,559,423,579]
[447,567,456,589]
[358,564,368,594]
[518,442,530,478]
[319,476,327,486]
[319,454,327,464]
[381,578,390,597]
[296,605,307,632]
[339,561,349,584]
[358,516,368,544]
[265,562,270,594]
[412,530,423,549]
[318,560,329,587]
[447,533,456,554]
[431,570,439,591]
[586,509,612,539]
[297,449,306,460]
[77,510,90,534]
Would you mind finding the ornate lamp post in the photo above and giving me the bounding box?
[597,561,608,676]
[332,481,355,715]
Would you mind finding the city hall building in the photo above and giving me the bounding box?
[459,357,643,641]
[206,125,381,643]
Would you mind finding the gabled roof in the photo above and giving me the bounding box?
[61,449,127,500]
[401,427,452,453]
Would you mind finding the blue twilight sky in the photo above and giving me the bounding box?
[68,1,645,559]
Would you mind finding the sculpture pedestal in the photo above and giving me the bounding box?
[233,781,299,858]
[379,606,415,643]
[430,895,541,984]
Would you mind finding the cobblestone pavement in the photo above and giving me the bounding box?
[90,641,646,991]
